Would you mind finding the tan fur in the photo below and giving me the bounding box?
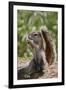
[40,26,56,65]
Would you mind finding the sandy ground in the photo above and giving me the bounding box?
[17,59,58,79]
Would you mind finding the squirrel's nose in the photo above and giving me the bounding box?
[28,35,31,39]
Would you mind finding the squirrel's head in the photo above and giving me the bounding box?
[26,29,46,50]
[26,31,44,49]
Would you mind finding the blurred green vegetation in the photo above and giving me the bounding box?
[17,10,58,60]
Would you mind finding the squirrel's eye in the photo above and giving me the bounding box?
[34,34,38,36]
